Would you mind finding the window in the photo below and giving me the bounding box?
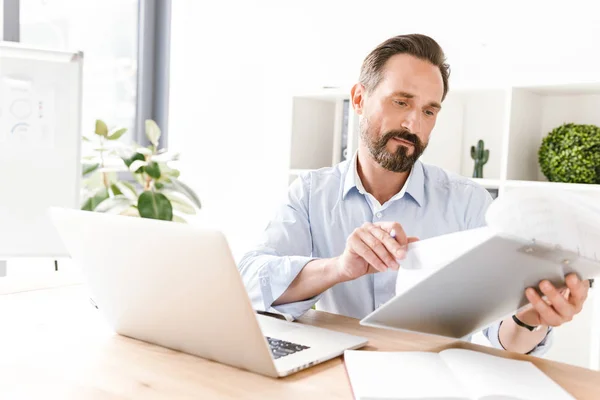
[20,0,139,143]
[5,0,170,148]
[0,0,171,276]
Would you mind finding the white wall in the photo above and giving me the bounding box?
[169,0,600,258]
[0,0,4,40]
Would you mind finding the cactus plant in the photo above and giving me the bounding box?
[470,139,489,178]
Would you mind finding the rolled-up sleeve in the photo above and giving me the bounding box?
[467,185,554,356]
[483,323,554,357]
[237,174,320,320]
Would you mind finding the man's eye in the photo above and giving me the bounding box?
[424,110,435,116]
[394,100,408,107]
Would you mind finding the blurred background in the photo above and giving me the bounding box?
[1,0,599,371]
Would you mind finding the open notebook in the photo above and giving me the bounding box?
[344,349,574,400]
[360,187,600,338]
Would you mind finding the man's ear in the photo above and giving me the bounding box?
[350,83,365,116]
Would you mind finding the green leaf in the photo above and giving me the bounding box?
[145,119,161,147]
[95,195,133,214]
[82,136,92,142]
[121,206,141,217]
[123,153,146,174]
[164,166,180,178]
[110,183,123,196]
[172,214,187,223]
[95,120,108,136]
[168,178,201,209]
[129,160,148,173]
[138,191,173,221]
[155,182,164,190]
[123,152,146,168]
[156,163,180,183]
[164,192,196,214]
[107,128,127,140]
[82,163,100,176]
[145,162,161,179]
[114,181,138,200]
[81,188,109,211]
[151,151,180,163]
[136,147,153,156]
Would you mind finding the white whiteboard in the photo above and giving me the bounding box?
[0,42,83,257]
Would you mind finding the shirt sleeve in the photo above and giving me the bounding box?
[483,323,554,357]
[466,185,554,356]
[237,173,320,320]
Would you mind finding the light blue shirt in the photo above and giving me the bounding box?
[238,153,552,356]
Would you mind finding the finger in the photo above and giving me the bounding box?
[377,221,408,246]
[558,287,570,300]
[407,237,420,243]
[348,235,388,273]
[366,265,379,274]
[566,273,589,309]
[357,229,398,270]
[368,225,405,262]
[539,280,576,321]
[525,287,563,326]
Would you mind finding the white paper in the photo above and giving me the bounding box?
[485,188,600,262]
[345,349,574,400]
[395,227,495,296]
[344,350,469,400]
[439,349,574,400]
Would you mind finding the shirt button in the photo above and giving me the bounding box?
[376,212,382,218]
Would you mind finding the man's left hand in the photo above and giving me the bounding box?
[519,273,590,327]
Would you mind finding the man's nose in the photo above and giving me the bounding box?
[401,109,421,134]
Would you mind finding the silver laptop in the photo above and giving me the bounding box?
[48,207,367,378]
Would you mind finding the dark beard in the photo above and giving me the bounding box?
[364,128,426,173]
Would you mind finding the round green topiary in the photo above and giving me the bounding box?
[538,123,600,184]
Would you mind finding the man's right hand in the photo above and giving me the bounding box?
[335,222,419,282]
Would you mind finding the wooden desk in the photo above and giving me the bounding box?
[1,284,599,399]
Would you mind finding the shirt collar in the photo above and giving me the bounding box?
[342,151,424,207]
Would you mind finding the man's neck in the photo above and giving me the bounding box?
[356,147,410,205]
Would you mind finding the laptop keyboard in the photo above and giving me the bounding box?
[265,336,310,359]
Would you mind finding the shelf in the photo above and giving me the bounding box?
[503,179,600,193]
[469,178,502,189]
[513,82,600,96]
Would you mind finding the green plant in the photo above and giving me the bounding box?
[81,119,201,222]
[538,123,600,184]
[470,139,489,178]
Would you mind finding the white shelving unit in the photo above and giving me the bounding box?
[288,88,359,184]
[288,82,600,370]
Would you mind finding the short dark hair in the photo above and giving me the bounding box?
[359,34,450,101]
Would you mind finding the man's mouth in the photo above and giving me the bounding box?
[391,137,415,147]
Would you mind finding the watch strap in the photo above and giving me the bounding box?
[512,314,540,331]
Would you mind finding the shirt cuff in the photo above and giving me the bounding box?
[483,321,554,357]
[259,255,320,320]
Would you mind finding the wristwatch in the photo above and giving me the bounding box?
[512,314,543,332]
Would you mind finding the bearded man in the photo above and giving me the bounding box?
[238,34,590,356]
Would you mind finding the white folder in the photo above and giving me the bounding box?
[360,187,600,339]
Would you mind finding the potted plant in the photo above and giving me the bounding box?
[80,119,201,222]
[538,123,600,184]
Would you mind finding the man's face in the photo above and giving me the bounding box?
[356,54,444,172]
